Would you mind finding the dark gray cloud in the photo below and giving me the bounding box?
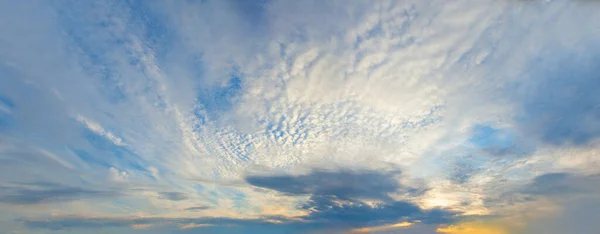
[501,173,600,234]
[20,208,447,234]
[522,197,600,234]
[21,169,455,232]
[245,169,408,201]
[0,182,118,205]
[516,51,600,146]
[23,217,135,230]
[184,206,212,211]
[20,216,295,232]
[522,172,600,196]
[159,192,188,201]
[246,169,454,228]
[299,195,453,227]
[486,172,600,209]
[449,161,479,184]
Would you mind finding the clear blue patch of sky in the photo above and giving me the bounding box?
[469,124,537,157]
[71,148,112,169]
[56,4,129,104]
[228,0,271,34]
[0,95,15,130]
[0,95,16,109]
[469,124,514,149]
[195,68,243,121]
[123,0,175,60]
[55,1,177,105]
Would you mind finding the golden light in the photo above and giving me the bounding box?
[436,222,510,234]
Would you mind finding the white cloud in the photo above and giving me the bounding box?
[148,167,160,179]
[76,115,126,146]
[109,167,129,182]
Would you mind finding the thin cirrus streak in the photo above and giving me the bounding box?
[0,0,599,233]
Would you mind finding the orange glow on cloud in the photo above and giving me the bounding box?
[351,221,415,233]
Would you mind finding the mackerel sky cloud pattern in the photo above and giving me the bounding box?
[1,0,599,233]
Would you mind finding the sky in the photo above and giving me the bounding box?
[0,0,599,233]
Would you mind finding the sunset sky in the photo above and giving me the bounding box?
[1,0,599,233]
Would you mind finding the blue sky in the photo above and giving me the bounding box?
[1,0,600,233]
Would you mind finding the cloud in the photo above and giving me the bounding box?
[148,167,160,179]
[464,172,600,234]
[0,182,118,205]
[184,206,212,211]
[179,223,212,229]
[20,214,439,234]
[158,192,188,201]
[246,169,455,228]
[448,160,480,185]
[520,197,600,234]
[20,216,292,232]
[76,115,126,147]
[515,48,600,146]
[468,125,534,158]
[245,169,407,200]
[521,172,600,197]
[109,167,129,182]
[1,0,599,233]
[350,221,415,233]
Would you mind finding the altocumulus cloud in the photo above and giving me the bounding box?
[1,0,600,233]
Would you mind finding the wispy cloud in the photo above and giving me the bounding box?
[0,182,119,205]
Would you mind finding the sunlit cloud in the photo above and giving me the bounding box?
[351,221,415,233]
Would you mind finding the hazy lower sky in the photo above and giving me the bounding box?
[1,0,599,233]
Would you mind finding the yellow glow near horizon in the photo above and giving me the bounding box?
[436,222,510,234]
